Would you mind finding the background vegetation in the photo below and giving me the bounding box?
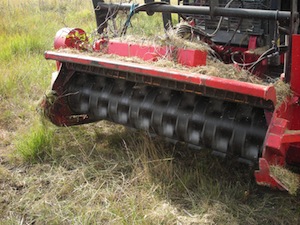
[0,0,299,224]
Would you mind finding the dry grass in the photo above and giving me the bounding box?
[270,165,300,195]
[115,30,211,51]
[2,125,300,224]
[273,79,293,106]
[165,28,212,52]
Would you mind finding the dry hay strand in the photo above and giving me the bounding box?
[112,31,212,52]
[144,201,235,225]
[56,48,145,63]
[112,35,157,46]
[153,58,185,69]
[273,79,293,106]
[190,60,292,106]
[164,28,212,52]
[57,47,103,57]
[270,165,300,195]
[191,60,263,84]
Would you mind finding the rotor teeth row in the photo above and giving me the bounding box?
[67,74,267,163]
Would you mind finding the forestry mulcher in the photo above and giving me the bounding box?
[41,0,300,192]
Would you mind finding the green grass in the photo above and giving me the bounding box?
[0,0,300,224]
[14,119,55,162]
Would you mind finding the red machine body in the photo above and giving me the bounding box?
[42,0,300,192]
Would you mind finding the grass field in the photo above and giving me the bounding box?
[0,0,300,224]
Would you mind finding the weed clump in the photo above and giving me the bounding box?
[14,120,54,163]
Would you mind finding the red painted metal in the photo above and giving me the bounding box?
[291,35,300,95]
[248,36,257,50]
[54,28,88,50]
[255,158,287,190]
[106,40,207,67]
[255,99,300,190]
[93,38,107,52]
[45,51,277,105]
[53,28,89,70]
[282,131,300,143]
[255,38,300,191]
[107,40,167,61]
[177,48,207,67]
